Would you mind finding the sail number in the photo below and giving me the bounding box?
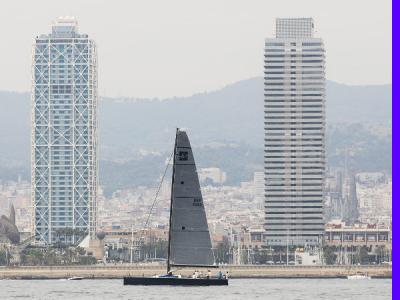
[193,198,203,207]
[178,151,189,161]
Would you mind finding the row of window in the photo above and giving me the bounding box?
[266,133,323,138]
[265,71,324,75]
[265,148,323,151]
[267,212,322,215]
[264,126,324,134]
[265,93,324,97]
[265,42,322,47]
[265,105,322,108]
[265,154,323,157]
[266,215,322,219]
[265,116,323,119]
[265,228,324,232]
[265,76,324,80]
[265,61,324,65]
[265,171,323,175]
[265,89,324,92]
[265,166,324,169]
[265,54,324,58]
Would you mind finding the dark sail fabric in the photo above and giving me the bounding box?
[169,130,214,267]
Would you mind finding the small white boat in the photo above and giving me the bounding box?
[67,276,84,280]
[347,274,371,280]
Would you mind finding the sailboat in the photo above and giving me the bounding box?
[123,129,228,286]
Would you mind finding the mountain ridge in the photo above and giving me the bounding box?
[0,77,391,164]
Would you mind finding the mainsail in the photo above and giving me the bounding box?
[167,129,214,269]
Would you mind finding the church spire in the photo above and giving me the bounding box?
[10,204,15,225]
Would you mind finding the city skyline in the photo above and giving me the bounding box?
[0,2,393,295]
[0,0,392,98]
[0,4,392,254]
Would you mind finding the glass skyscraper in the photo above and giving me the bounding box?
[32,17,98,244]
[264,18,325,247]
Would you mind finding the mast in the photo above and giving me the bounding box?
[130,223,133,264]
[286,229,289,265]
[167,128,178,273]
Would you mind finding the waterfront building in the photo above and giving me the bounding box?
[324,220,391,265]
[264,18,326,246]
[324,220,391,247]
[31,17,98,244]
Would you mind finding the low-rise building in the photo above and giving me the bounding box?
[324,220,391,248]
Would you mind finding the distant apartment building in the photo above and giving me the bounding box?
[32,17,98,244]
[264,18,326,246]
[198,167,227,185]
[357,173,392,217]
[253,172,264,209]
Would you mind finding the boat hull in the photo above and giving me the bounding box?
[67,276,84,280]
[347,275,371,280]
[123,277,228,286]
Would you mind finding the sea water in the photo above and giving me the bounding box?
[0,278,391,300]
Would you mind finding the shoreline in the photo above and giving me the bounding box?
[0,265,392,280]
[1,276,391,280]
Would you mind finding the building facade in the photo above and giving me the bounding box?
[32,17,98,244]
[253,172,265,210]
[198,167,227,185]
[264,18,326,246]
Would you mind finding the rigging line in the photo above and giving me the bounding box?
[130,151,173,263]
[142,150,174,231]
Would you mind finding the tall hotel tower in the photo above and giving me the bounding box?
[32,18,98,244]
[264,18,325,247]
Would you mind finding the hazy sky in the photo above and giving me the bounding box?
[0,0,391,98]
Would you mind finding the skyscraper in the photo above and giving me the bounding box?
[32,17,98,244]
[264,18,325,247]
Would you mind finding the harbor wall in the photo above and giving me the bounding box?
[0,265,391,279]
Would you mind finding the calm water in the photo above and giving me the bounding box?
[0,279,391,300]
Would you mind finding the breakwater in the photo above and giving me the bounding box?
[0,265,391,279]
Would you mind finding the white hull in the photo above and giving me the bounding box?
[347,275,371,280]
[67,276,84,280]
